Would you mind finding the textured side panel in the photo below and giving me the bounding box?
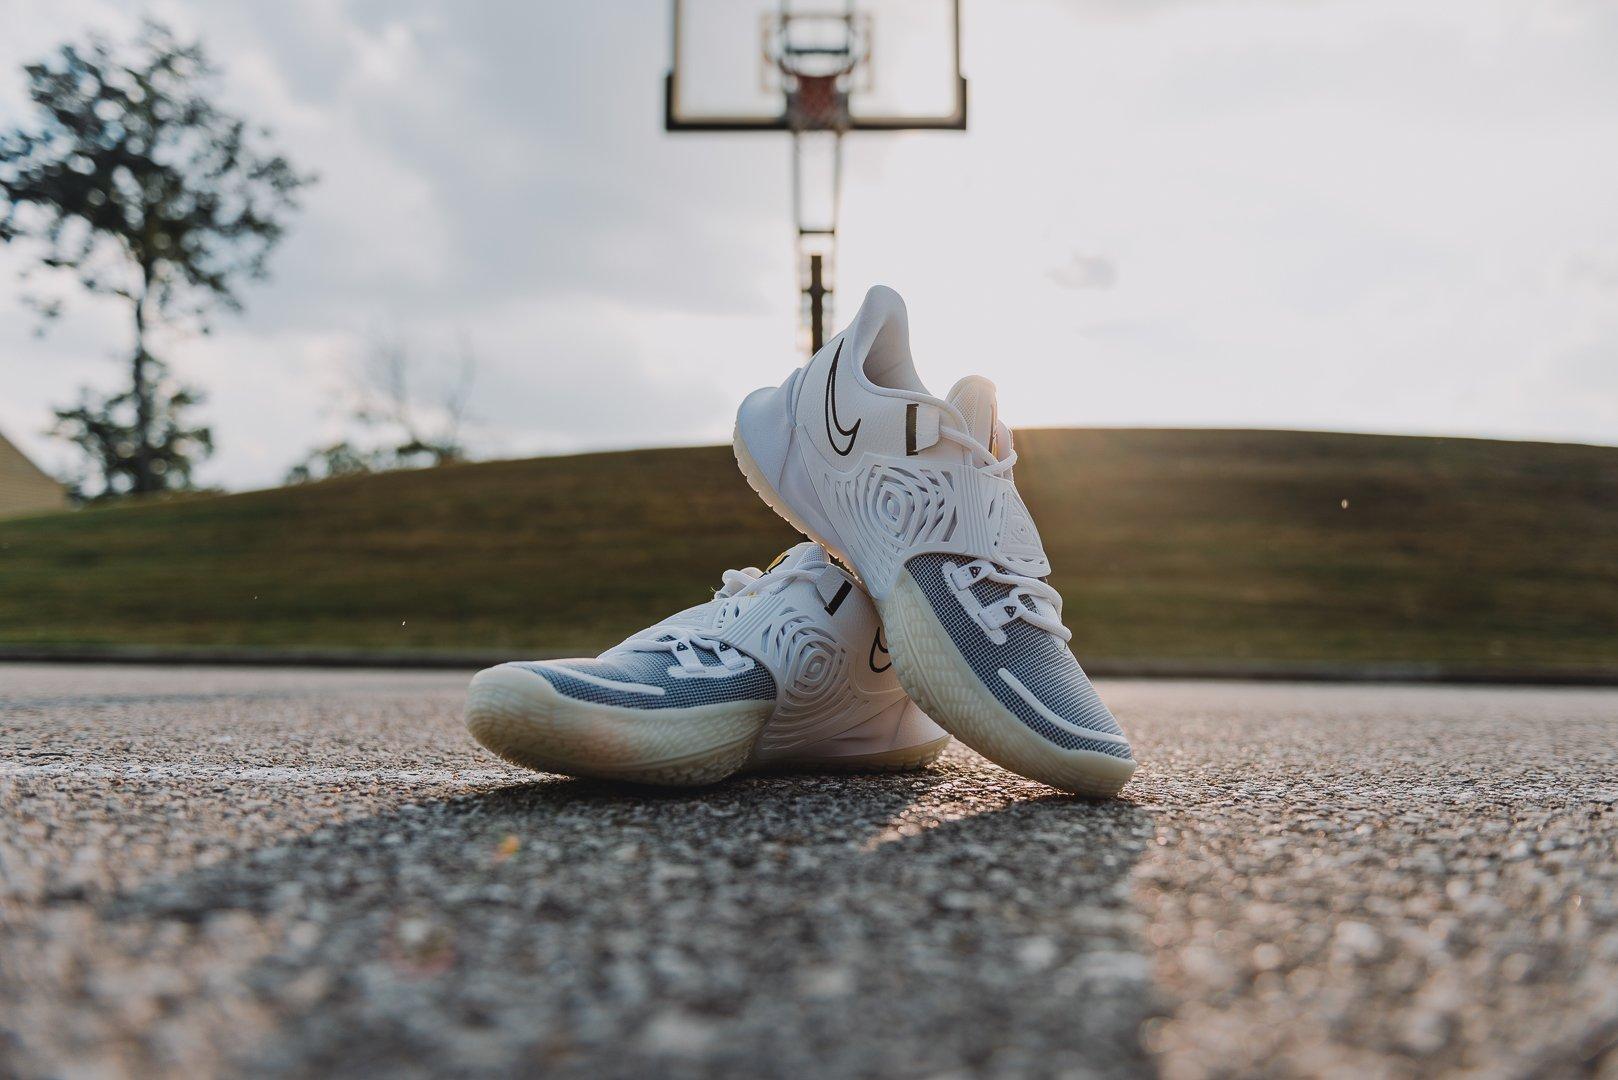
[735,417,1053,596]
[990,485,1050,577]
[752,614,861,752]
[816,460,962,596]
[808,458,1052,596]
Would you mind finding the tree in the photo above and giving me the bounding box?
[50,375,214,501]
[285,339,478,485]
[0,21,311,498]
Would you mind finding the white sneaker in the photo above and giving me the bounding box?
[732,286,1136,796]
[464,542,949,786]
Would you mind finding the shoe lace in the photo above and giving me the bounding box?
[937,424,1071,643]
[621,565,823,672]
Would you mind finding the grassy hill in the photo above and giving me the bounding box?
[2,429,1616,670]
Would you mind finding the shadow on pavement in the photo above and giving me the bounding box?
[101,760,1162,1078]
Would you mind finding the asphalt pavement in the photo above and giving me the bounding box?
[2,664,1615,1078]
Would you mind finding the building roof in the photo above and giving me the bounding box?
[0,427,68,519]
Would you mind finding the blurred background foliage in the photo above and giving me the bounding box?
[2,429,1614,669]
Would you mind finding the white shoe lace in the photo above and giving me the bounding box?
[937,424,1072,643]
[621,564,825,673]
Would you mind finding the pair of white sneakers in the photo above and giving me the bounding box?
[465,286,1136,797]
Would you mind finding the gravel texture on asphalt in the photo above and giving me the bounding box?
[1,664,1615,1079]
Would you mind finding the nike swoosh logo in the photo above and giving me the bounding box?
[869,628,892,672]
[823,340,860,457]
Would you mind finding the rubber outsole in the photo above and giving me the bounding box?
[465,665,950,787]
[732,425,1136,798]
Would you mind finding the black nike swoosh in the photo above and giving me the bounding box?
[869,627,892,672]
[823,340,860,457]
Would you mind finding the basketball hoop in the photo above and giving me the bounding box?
[664,0,967,354]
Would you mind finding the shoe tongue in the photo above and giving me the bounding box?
[765,541,829,575]
[946,375,999,451]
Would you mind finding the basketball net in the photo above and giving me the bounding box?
[787,74,850,133]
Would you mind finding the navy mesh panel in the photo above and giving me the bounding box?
[906,554,1132,759]
[516,648,776,710]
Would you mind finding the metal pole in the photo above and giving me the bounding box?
[808,254,826,354]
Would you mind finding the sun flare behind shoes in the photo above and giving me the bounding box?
[732,286,1136,797]
[464,542,949,785]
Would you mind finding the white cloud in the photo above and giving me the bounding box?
[1,0,1616,491]
[1050,253,1119,291]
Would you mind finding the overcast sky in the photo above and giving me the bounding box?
[2,0,1615,490]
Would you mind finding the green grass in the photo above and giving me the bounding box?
[2,429,1615,668]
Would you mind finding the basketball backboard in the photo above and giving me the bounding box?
[665,0,966,132]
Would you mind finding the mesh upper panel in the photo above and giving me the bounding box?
[906,553,1132,760]
[517,648,776,710]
